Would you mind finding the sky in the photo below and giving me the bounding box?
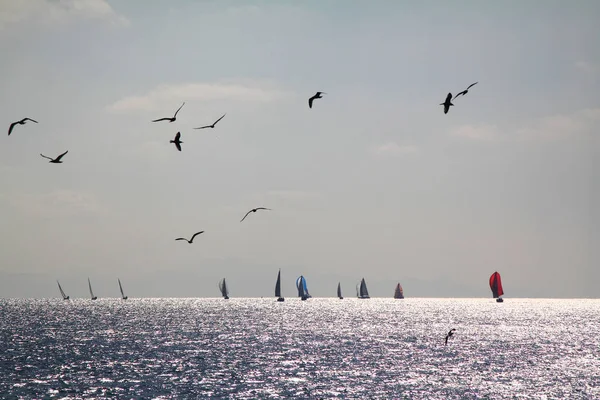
[1,0,599,299]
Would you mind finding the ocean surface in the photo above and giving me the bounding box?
[1,298,599,399]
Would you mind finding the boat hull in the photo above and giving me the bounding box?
[277,297,285,302]
[496,298,504,303]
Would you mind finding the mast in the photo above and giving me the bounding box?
[118,278,128,300]
[88,278,97,300]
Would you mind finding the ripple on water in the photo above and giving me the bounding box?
[0,298,599,399]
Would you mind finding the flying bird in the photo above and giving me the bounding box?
[240,207,271,222]
[440,93,454,114]
[445,328,456,346]
[175,231,204,244]
[194,113,226,130]
[8,118,38,136]
[170,132,183,151]
[152,102,185,123]
[453,82,478,100]
[308,92,326,109]
[40,150,68,163]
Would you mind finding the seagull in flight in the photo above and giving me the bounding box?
[440,93,454,114]
[8,118,38,136]
[170,132,183,151]
[308,92,326,109]
[194,114,226,130]
[152,102,185,123]
[240,207,271,222]
[175,231,204,244]
[40,150,68,164]
[453,82,478,100]
[445,328,456,346]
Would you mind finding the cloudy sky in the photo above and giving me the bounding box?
[1,0,598,299]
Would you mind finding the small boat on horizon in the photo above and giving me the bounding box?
[275,269,284,302]
[394,283,404,299]
[489,271,504,303]
[296,275,311,301]
[337,282,343,299]
[57,280,69,300]
[218,278,230,299]
[118,278,128,300]
[357,278,370,299]
[88,278,98,300]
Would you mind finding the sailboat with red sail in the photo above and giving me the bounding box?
[489,271,504,303]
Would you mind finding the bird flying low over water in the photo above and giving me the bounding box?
[194,114,226,130]
[240,207,271,222]
[170,132,183,151]
[445,328,456,346]
[308,92,326,109]
[175,231,204,243]
[40,150,68,163]
[8,118,38,136]
[453,82,478,100]
[152,102,185,123]
[440,93,454,114]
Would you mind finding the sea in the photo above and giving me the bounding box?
[0,298,598,399]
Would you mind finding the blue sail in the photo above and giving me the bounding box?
[296,275,311,300]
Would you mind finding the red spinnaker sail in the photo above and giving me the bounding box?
[489,271,504,298]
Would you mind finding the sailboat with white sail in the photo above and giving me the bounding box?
[275,269,284,302]
[357,278,370,299]
[337,282,343,299]
[296,275,311,301]
[394,283,404,299]
[118,278,128,300]
[57,280,69,300]
[218,278,230,299]
[88,278,98,300]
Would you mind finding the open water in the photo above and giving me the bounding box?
[0,298,599,399]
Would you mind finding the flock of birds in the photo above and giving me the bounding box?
[8,87,479,345]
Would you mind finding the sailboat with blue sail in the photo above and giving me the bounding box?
[357,278,370,299]
[296,275,311,301]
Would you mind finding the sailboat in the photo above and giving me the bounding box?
[296,275,311,301]
[337,282,343,299]
[357,278,370,299]
[489,271,504,303]
[57,280,69,300]
[88,278,98,300]
[218,278,230,299]
[275,269,284,302]
[118,278,128,300]
[394,283,404,299]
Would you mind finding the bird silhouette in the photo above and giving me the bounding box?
[170,132,183,151]
[453,82,478,100]
[40,150,68,163]
[152,102,185,123]
[240,207,271,222]
[445,328,456,346]
[175,231,204,243]
[194,113,226,130]
[8,118,38,136]
[440,93,454,114]
[308,92,326,109]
